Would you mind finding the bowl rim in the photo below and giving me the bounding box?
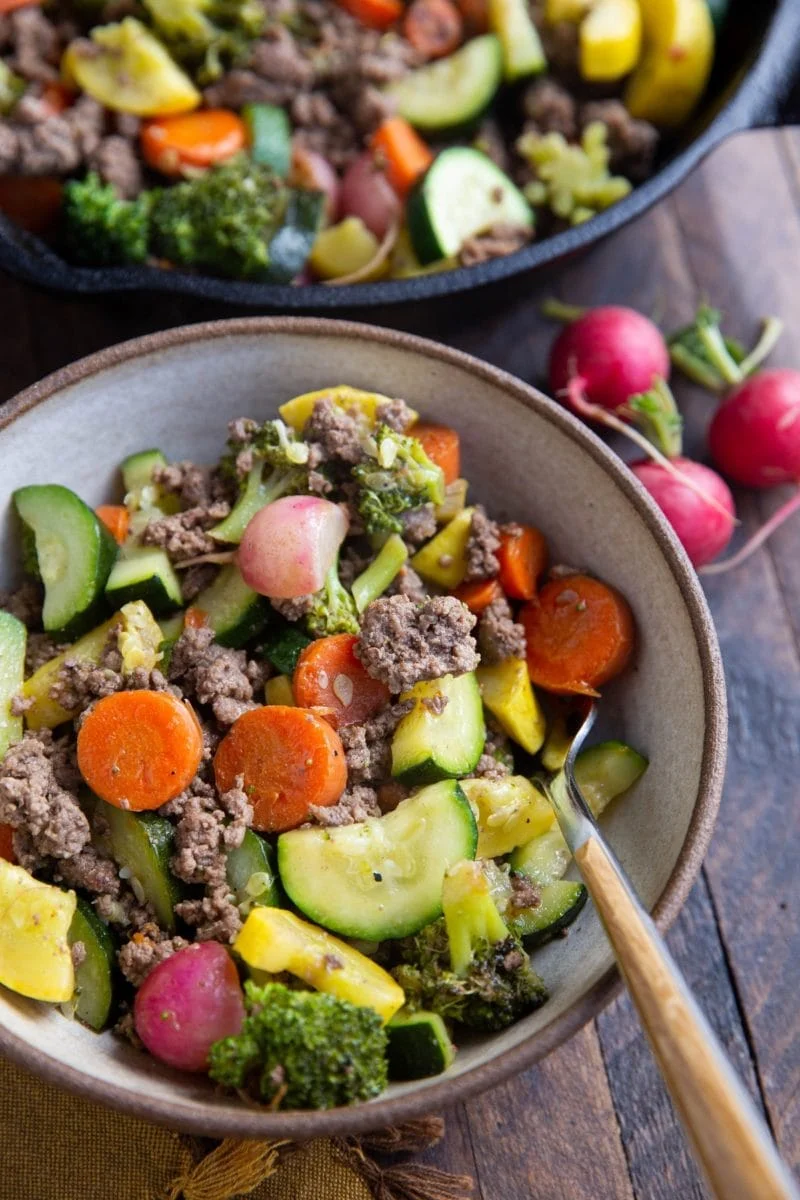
[0,316,727,1139]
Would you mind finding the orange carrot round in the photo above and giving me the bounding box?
[0,0,41,12]
[520,575,635,696]
[0,823,15,863]
[497,523,547,601]
[371,118,434,196]
[141,110,247,176]
[77,691,204,811]
[410,421,460,484]
[452,578,503,614]
[336,0,402,28]
[95,504,130,546]
[214,706,347,833]
[403,0,463,58]
[0,177,62,236]
[294,634,390,727]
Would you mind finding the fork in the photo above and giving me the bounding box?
[551,701,798,1200]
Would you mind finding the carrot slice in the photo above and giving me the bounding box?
[39,81,74,116]
[337,0,402,27]
[77,691,204,811]
[452,578,503,614]
[0,0,41,11]
[410,421,460,484]
[141,110,247,176]
[294,634,390,727]
[0,177,62,236]
[520,575,635,696]
[214,706,347,833]
[371,118,434,196]
[95,504,130,546]
[497,524,547,601]
[403,0,463,58]
[0,824,15,863]
[184,606,208,630]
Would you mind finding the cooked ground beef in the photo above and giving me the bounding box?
[475,722,513,780]
[88,133,142,199]
[175,885,242,944]
[478,596,526,664]
[152,460,234,511]
[474,752,512,781]
[270,594,315,622]
[460,224,534,268]
[308,784,380,826]
[509,872,541,912]
[386,563,429,604]
[180,563,219,604]
[53,844,121,897]
[474,116,511,172]
[71,941,87,969]
[464,506,501,582]
[376,397,416,433]
[339,700,413,785]
[118,934,191,988]
[580,99,659,183]
[8,7,62,82]
[142,505,229,565]
[522,78,578,140]
[94,888,157,931]
[304,395,366,465]
[400,504,437,548]
[0,730,89,860]
[356,595,478,694]
[24,632,64,675]
[0,93,104,175]
[168,624,264,726]
[0,579,42,627]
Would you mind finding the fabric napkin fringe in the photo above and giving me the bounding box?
[161,1117,473,1200]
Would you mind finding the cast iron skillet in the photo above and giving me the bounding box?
[0,0,797,308]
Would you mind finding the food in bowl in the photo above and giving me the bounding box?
[0,0,716,284]
[0,384,647,1109]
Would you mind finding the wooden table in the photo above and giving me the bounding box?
[1,127,798,1200]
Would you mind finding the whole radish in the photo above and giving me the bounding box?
[340,152,400,240]
[238,495,348,598]
[631,458,736,568]
[709,368,800,487]
[134,942,245,1072]
[549,306,670,413]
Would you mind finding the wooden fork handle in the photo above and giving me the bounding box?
[575,835,798,1200]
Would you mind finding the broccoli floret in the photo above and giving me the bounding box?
[517,121,631,225]
[221,417,309,480]
[392,861,547,1032]
[150,158,284,279]
[143,0,264,84]
[62,173,151,266]
[214,419,310,541]
[305,553,359,637]
[208,981,388,1109]
[352,425,446,535]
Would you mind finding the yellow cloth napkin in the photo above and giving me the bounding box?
[0,1056,470,1200]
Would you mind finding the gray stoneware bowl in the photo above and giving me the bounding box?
[0,318,726,1139]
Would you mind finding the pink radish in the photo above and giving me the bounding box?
[631,458,736,568]
[134,943,244,1073]
[709,368,800,487]
[339,151,400,240]
[237,495,348,598]
[549,306,670,414]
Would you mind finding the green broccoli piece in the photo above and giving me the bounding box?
[392,860,547,1032]
[213,418,310,543]
[61,173,151,266]
[352,425,446,535]
[305,553,359,638]
[150,158,284,279]
[143,0,264,84]
[208,981,388,1109]
[0,61,24,116]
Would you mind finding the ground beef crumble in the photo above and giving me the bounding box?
[376,397,416,433]
[460,225,534,268]
[464,506,501,582]
[339,700,414,785]
[509,872,541,912]
[304,395,367,465]
[356,595,478,694]
[118,934,191,988]
[308,784,381,826]
[0,579,42,627]
[400,504,437,548]
[142,504,230,566]
[0,730,88,860]
[477,595,526,664]
[386,563,429,604]
[152,460,234,511]
[168,624,266,726]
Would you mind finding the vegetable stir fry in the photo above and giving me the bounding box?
[0,386,646,1106]
[0,0,717,283]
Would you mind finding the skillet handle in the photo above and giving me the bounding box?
[744,2,800,129]
[574,834,799,1200]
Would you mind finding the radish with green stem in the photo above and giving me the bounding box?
[630,458,736,568]
[669,306,784,392]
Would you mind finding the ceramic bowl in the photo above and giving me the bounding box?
[0,318,726,1139]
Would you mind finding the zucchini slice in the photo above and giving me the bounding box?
[384,34,503,135]
[509,880,588,946]
[488,0,547,81]
[226,829,280,911]
[192,564,269,649]
[100,803,183,931]
[121,448,168,499]
[277,780,478,941]
[260,622,312,676]
[68,897,116,1031]
[391,672,485,786]
[105,547,182,616]
[243,103,291,176]
[509,827,570,885]
[387,1010,455,1080]
[408,147,534,265]
[13,485,118,640]
[574,740,648,816]
[0,612,26,759]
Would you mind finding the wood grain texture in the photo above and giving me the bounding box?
[0,128,799,1199]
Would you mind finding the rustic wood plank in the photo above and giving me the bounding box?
[670,130,800,1170]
